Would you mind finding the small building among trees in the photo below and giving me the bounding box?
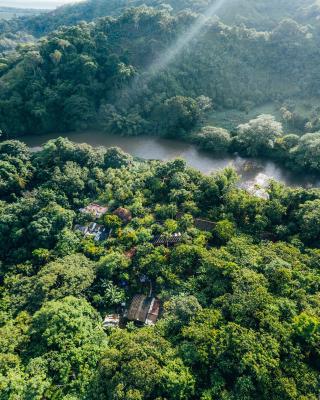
[79,203,108,219]
[103,314,120,328]
[153,232,182,247]
[126,295,160,326]
[74,222,108,241]
[194,218,216,232]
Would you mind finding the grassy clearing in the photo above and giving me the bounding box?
[205,103,280,132]
[205,97,320,134]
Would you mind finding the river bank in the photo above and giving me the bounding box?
[16,130,320,188]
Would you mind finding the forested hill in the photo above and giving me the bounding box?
[2,0,320,37]
[1,5,320,139]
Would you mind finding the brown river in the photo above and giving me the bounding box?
[19,131,320,188]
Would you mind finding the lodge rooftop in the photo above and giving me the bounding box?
[74,222,108,241]
[153,232,182,246]
[126,295,160,326]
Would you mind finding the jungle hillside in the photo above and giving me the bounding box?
[1,1,320,399]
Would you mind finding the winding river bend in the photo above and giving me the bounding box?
[20,131,320,188]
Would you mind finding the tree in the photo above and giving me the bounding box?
[0,140,33,197]
[28,203,75,249]
[27,296,105,397]
[163,294,202,335]
[235,114,283,156]
[91,328,195,400]
[34,254,95,302]
[0,140,30,161]
[136,244,170,285]
[54,228,80,256]
[104,147,133,169]
[193,126,231,153]
[225,268,276,329]
[155,203,178,220]
[293,313,320,364]
[63,95,95,130]
[157,96,202,137]
[32,137,104,171]
[291,132,320,171]
[103,214,122,230]
[214,219,236,243]
[5,254,95,313]
[93,280,125,310]
[97,250,130,281]
[296,199,320,242]
[210,323,280,398]
[51,161,88,198]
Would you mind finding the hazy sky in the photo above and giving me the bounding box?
[0,0,83,9]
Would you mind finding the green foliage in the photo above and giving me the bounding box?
[103,214,122,230]
[97,250,130,281]
[91,328,195,400]
[27,296,105,397]
[1,0,320,396]
[1,4,320,142]
[0,139,319,399]
[296,199,320,243]
[192,126,231,153]
[0,140,33,197]
[291,132,320,171]
[4,253,95,314]
[214,219,236,243]
[235,114,284,156]
[163,294,202,334]
[104,147,133,169]
[293,312,319,340]
[4,0,319,38]
[157,96,205,137]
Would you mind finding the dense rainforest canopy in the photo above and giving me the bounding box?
[0,137,320,399]
[1,0,320,398]
[2,0,320,36]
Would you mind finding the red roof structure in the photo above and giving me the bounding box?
[125,247,137,259]
[113,207,132,223]
[79,203,108,218]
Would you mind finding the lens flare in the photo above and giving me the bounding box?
[116,0,230,107]
[147,0,228,76]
